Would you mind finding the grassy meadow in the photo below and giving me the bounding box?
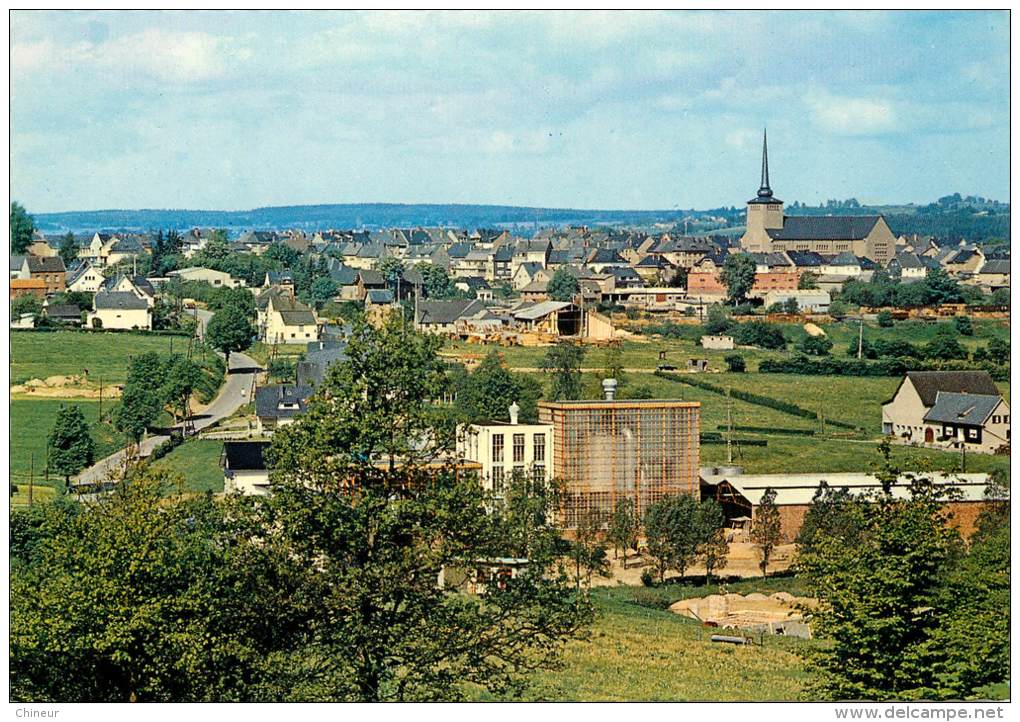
[148,439,225,493]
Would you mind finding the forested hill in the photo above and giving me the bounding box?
[32,204,705,234]
[31,196,1009,243]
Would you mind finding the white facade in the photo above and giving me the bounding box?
[68,263,105,293]
[762,289,831,313]
[457,412,554,497]
[87,305,152,331]
[169,267,246,288]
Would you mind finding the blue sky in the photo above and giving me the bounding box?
[10,10,1009,213]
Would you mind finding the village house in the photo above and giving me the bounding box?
[762,289,831,313]
[87,290,153,330]
[967,259,1010,292]
[255,384,314,433]
[415,299,486,334]
[65,260,106,293]
[22,255,66,294]
[882,370,1007,453]
[222,440,272,496]
[455,403,554,497]
[10,278,47,300]
[260,293,320,344]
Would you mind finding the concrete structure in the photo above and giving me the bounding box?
[762,289,831,313]
[739,132,895,264]
[456,403,554,497]
[168,266,246,288]
[882,371,1006,452]
[701,470,998,541]
[539,388,701,527]
[701,335,735,350]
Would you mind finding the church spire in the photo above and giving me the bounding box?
[757,128,773,199]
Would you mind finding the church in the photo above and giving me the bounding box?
[738,132,896,265]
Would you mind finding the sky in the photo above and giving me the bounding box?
[9,10,1010,213]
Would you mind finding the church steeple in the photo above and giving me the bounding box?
[758,128,773,199]
[749,128,781,205]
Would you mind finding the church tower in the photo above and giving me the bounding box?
[740,130,784,252]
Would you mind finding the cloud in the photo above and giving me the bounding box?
[11,28,251,84]
[806,90,898,135]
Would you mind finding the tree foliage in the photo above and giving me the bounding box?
[720,253,756,305]
[542,342,585,401]
[750,487,782,577]
[115,352,165,445]
[47,405,95,486]
[547,268,580,302]
[10,201,35,254]
[454,349,541,423]
[205,304,255,366]
[607,498,639,562]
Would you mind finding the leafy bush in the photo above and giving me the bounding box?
[724,354,746,372]
[733,321,786,350]
[877,310,894,327]
[640,569,655,587]
[797,335,833,356]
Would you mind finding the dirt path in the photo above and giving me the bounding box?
[592,542,797,586]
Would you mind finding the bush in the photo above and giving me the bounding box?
[724,354,746,372]
[798,335,833,356]
[640,569,655,587]
[954,315,974,336]
[877,310,894,327]
[733,321,786,350]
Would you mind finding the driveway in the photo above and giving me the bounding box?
[73,309,261,487]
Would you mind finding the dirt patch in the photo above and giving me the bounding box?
[592,542,797,587]
[803,323,826,337]
[11,375,122,399]
[669,592,817,636]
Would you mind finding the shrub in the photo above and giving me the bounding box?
[954,315,974,336]
[640,569,655,587]
[733,321,786,350]
[724,354,746,372]
[877,311,894,327]
[798,335,833,357]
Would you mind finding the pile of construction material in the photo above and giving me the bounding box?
[669,591,816,638]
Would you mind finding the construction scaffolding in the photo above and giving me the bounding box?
[538,399,701,527]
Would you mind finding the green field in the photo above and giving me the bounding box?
[148,439,225,493]
[475,578,814,701]
[10,398,126,499]
[10,330,194,385]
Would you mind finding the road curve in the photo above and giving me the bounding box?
[74,309,260,486]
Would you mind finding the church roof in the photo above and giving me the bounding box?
[767,216,881,241]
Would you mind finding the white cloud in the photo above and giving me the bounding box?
[11,28,250,84]
[806,90,898,135]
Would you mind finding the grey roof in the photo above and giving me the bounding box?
[900,371,1001,407]
[923,392,1003,427]
[446,242,473,259]
[222,441,269,471]
[278,309,318,325]
[26,255,66,273]
[588,248,626,264]
[266,270,294,284]
[980,259,1010,275]
[767,216,881,241]
[492,245,514,262]
[513,300,574,321]
[45,304,81,319]
[366,289,394,304]
[785,250,826,267]
[93,291,149,310]
[516,261,543,277]
[358,269,385,286]
[110,237,144,253]
[828,251,861,266]
[255,384,314,420]
[10,255,26,270]
[416,299,483,325]
[328,263,360,285]
[893,252,925,269]
[297,342,348,386]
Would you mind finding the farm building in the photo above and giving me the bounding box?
[539,384,701,527]
[700,470,997,541]
[701,335,734,350]
[761,289,831,313]
[512,301,582,336]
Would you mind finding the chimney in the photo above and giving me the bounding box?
[602,378,618,401]
[509,401,520,425]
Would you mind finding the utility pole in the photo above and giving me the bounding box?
[28,452,34,507]
[98,376,104,421]
[726,395,733,465]
[857,316,864,359]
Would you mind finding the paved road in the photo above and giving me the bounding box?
[74,310,261,486]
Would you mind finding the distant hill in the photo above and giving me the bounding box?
[32,203,726,235]
[31,197,1008,243]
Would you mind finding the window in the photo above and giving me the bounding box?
[513,465,525,479]
[533,464,545,482]
[533,433,546,463]
[513,433,525,463]
[492,467,504,494]
[492,434,504,463]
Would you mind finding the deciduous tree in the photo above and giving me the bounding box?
[48,405,95,488]
[750,487,782,577]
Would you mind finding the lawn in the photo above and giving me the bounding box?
[10,398,126,499]
[476,577,814,701]
[10,330,193,385]
[148,438,225,493]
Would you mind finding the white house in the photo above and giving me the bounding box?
[87,291,153,330]
[762,289,831,313]
[66,260,106,293]
[222,441,271,496]
[168,266,246,288]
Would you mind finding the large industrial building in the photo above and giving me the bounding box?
[538,384,701,526]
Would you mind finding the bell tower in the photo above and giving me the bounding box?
[740,130,784,252]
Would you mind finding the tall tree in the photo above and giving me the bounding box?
[607,497,639,563]
[455,349,540,423]
[205,304,255,367]
[570,508,610,593]
[643,493,703,583]
[547,268,580,302]
[114,352,165,449]
[58,232,77,267]
[697,499,729,584]
[160,355,202,429]
[720,253,757,306]
[750,487,782,577]
[420,263,454,299]
[48,405,95,489]
[542,342,585,401]
[10,201,35,254]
